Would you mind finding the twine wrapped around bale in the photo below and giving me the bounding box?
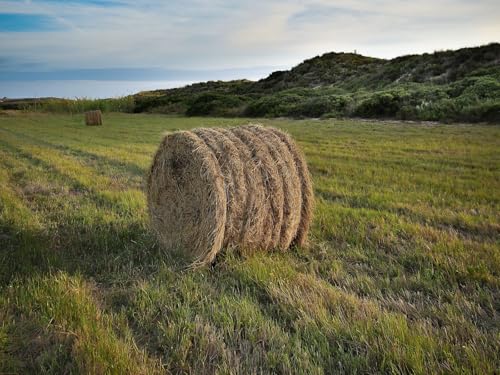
[147,124,313,266]
[85,110,102,126]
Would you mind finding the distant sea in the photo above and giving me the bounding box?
[0,80,195,99]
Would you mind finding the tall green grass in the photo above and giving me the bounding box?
[22,96,135,113]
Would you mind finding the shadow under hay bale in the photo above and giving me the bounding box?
[85,110,103,126]
[147,124,314,267]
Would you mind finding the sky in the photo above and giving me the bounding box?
[0,0,499,88]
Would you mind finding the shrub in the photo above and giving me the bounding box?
[290,95,352,117]
[460,77,500,100]
[461,101,500,122]
[186,93,245,116]
[244,94,303,117]
[354,92,404,117]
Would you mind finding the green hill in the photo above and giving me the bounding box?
[132,43,500,122]
[258,43,499,90]
[8,43,499,122]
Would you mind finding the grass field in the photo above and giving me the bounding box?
[0,112,498,374]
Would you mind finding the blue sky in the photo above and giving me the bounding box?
[0,13,59,31]
[0,0,499,81]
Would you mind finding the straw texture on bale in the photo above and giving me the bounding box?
[147,125,313,266]
[85,110,102,126]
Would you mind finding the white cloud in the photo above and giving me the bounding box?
[0,0,499,72]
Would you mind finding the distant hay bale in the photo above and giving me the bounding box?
[85,110,102,126]
[147,124,314,266]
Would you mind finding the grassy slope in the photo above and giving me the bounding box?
[0,112,498,374]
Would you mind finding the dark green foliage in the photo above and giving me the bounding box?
[186,93,245,116]
[459,77,500,100]
[354,92,405,117]
[292,95,352,118]
[458,100,500,122]
[244,93,304,117]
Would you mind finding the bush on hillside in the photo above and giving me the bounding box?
[244,93,304,117]
[186,93,245,116]
[290,95,352,117]
[353,92,405,117]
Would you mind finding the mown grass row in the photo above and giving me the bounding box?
[0,112,498,373]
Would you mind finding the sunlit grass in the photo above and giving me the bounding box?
[0,112,498,373]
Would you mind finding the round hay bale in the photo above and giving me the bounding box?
[147,124,314,266]
[85,110,102,126]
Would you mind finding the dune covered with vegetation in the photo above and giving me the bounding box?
[134,43,500,122]
[3,43,499,123]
